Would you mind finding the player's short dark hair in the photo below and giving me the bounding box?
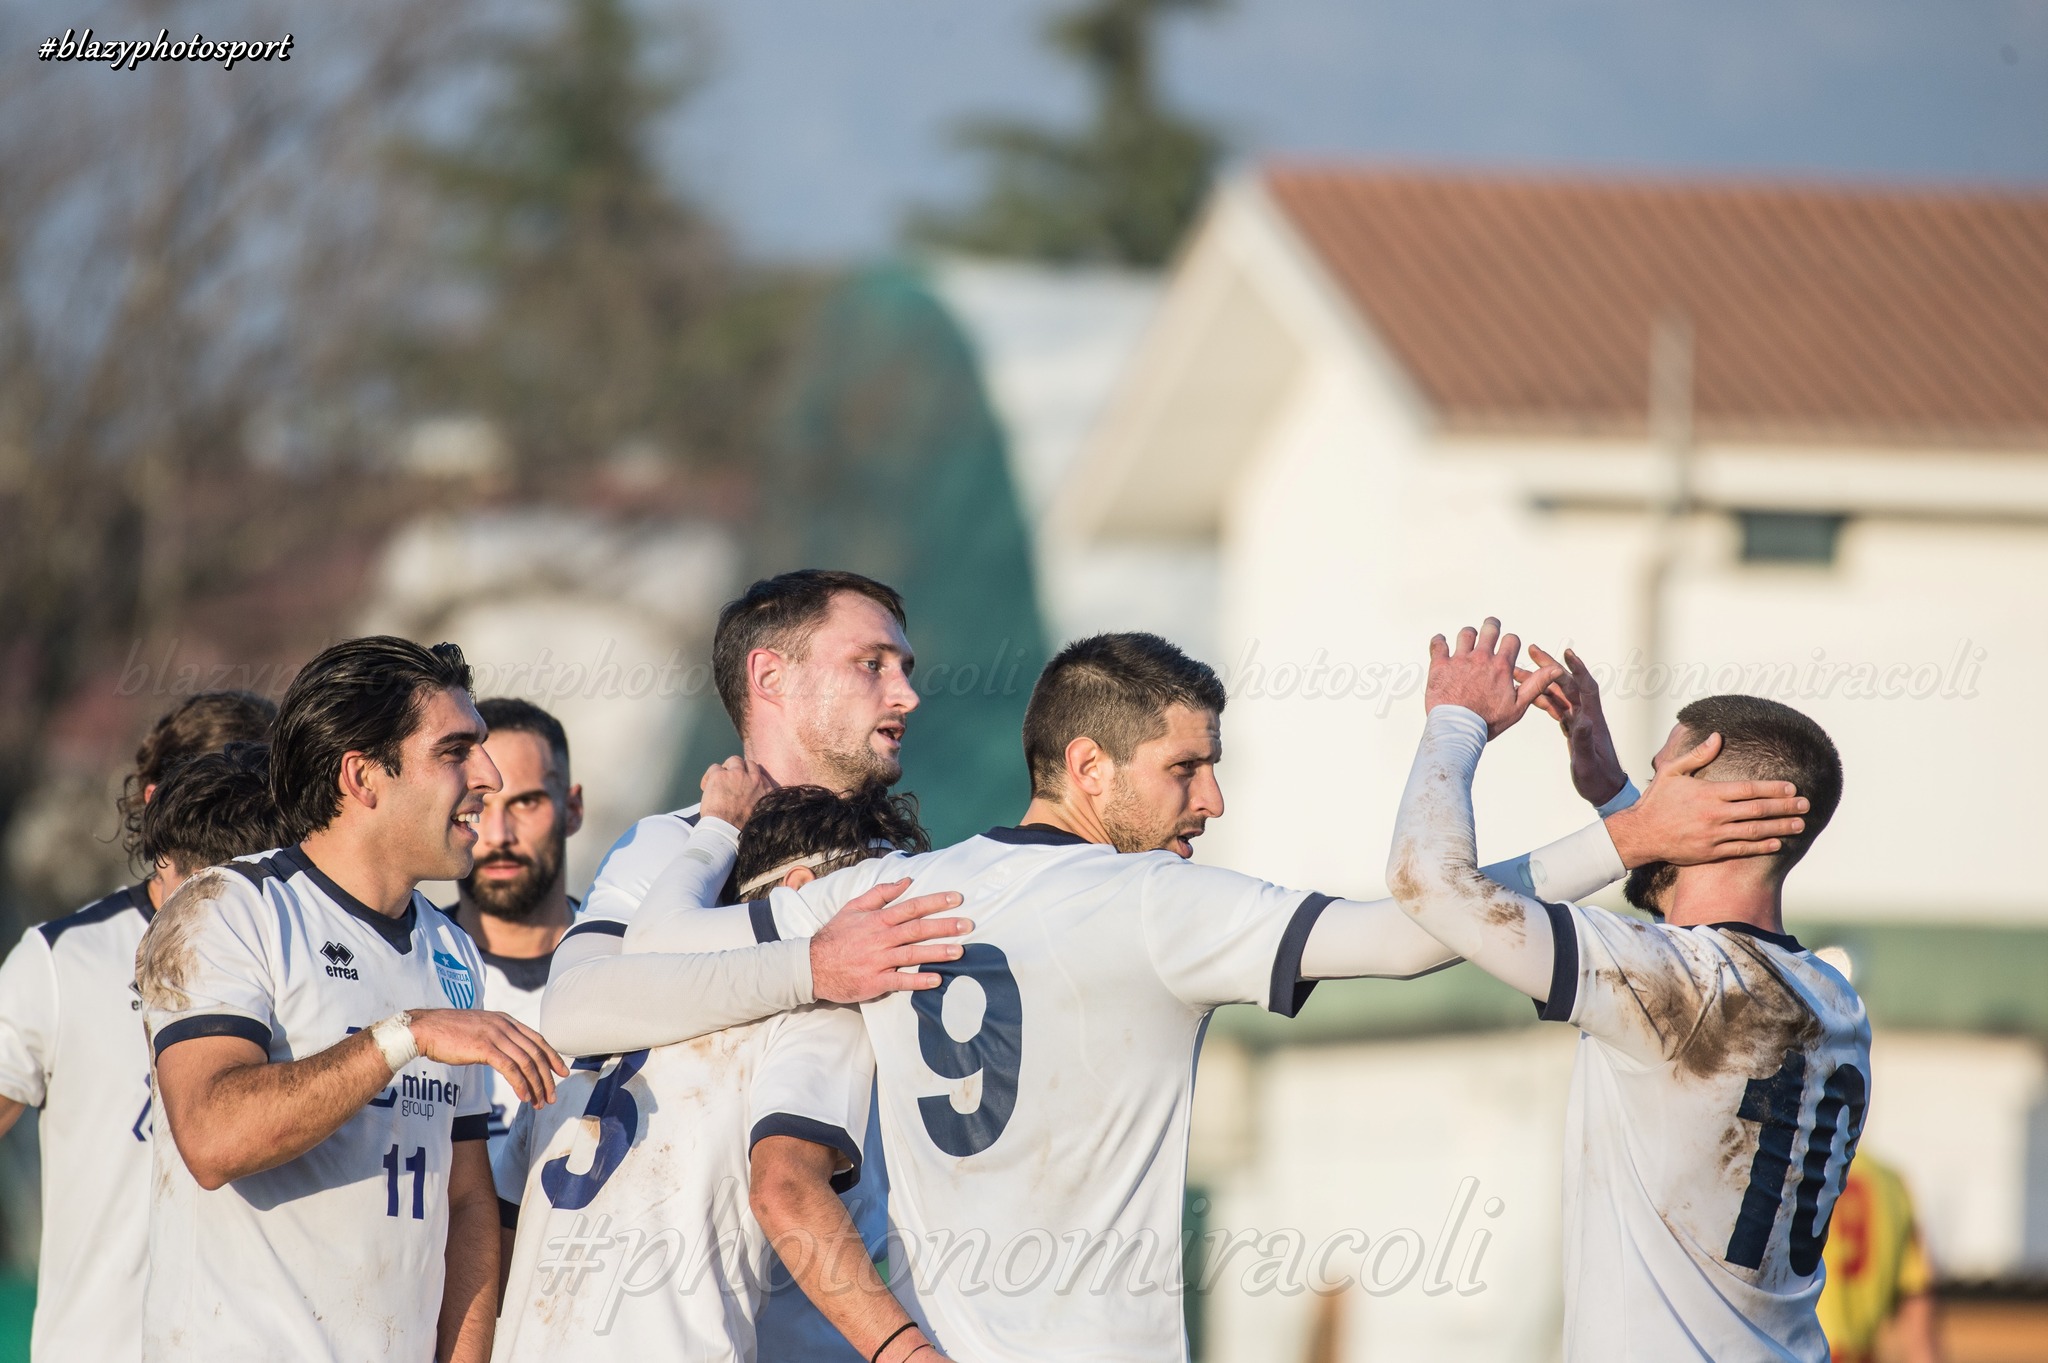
[476,697,570,774]
[734,783,930,894]
[711,570,908,727]
[271,636,474,842]
[1022,633,1226,798]
[120,690,276,859]
[140,743,290,876]
[1676,694,1843,876]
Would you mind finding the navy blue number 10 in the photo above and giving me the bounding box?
[913,944,1024,1157]
[1725,1050,1867,1271]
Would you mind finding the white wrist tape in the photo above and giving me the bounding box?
[369,1011,420,1074]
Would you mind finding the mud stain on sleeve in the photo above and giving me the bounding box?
[135,870,231,1014]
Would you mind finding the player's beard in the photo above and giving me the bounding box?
[1101,771,1179,855]
[1625,860,1678,920]
[460,827,566,922]
[800,713,903,791]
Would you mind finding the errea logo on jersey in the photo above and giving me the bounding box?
[321,941,359,981]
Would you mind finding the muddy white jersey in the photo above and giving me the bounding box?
[492,1004,872,1362]
[1538,903,1872,1362]
[759,825,1336,1363]
[138,846,492,1363]
[571,804,881,1363]
[0,884,155,1363]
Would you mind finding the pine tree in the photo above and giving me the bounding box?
[911,0,1225,267]
[399,0,806,477]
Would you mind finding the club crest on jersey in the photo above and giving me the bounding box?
[320,941,359,981]
[433,949,476,1008]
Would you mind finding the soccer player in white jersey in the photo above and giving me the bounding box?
[546,569,967,1361]
[496,778,957,1363]
[137,636,570,1363]
[450,697,584,1160]
[1387,620,1867,1363]
[570,631,1801,1362]
[0,689,273,1363]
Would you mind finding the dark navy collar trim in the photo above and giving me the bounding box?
[127,882,156,924]
[281,846,417,954]
[983,824,1091,847]
[1710,921,1804,953]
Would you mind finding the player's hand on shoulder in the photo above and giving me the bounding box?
[700,756,778,828]
[810,879,972,1004]
[1424,618,1564,739]
[1603,731,1810,869]
[406,1009,568,1107]
[1519,645,1629,806]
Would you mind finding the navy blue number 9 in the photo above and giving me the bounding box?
[542,1049,648,1210]
[913,944,1023,1157]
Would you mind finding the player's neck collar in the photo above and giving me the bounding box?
[280,845,418,953]
[1708,920,1804,953]
[985,823,1091,847]
[127,881,156,924]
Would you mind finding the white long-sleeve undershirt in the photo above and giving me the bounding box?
[539,781,1634,1055]
[539,818,812,1056]
[1385,705,1561,1002]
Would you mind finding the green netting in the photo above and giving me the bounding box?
[675,263,1049,845]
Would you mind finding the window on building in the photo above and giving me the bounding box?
[1737,511,1846,566]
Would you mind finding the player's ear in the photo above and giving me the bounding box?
[1065,736,1112,799]
[747,646,787,710]
[781,866,816,890]
[562,781,585,837]
[337,750,380,811]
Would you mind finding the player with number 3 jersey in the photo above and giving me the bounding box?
[1388,620,1868,1362]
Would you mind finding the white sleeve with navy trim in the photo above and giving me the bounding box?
[748,1005,875,1194]
[0,929,56,1107]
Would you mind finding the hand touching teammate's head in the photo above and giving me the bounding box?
[711,570,916,792]
[1625,697,1842,912]
[1022,632,1228,857]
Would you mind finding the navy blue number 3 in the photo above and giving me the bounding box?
[1725,1049,1867,1271]
[542,1050,649,1210]
[913,944,1023,1156]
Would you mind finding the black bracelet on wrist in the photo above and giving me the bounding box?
[871,1321,917,1363]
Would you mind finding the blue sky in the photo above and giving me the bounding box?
[660,0,2048,261]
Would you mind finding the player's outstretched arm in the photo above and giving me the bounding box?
[540,881,970,1055]
[750,1137,957,1363]
[155,1011,564,1189]
[437,1140,499,1363]
[1384,622,1569,999]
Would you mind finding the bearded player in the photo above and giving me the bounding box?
[1388,620,1867,1362]
[450,698,585,1159]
